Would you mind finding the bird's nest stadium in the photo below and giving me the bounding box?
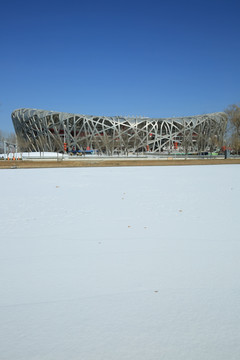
[12,108,227,154]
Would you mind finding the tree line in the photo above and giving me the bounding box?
[224,104,240,154]
[0,130,16,153]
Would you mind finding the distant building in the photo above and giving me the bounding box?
[12,108,227,154]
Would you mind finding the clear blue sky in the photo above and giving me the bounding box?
[1,0,240,132]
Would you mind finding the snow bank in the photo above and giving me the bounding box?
[0,165,240,359]
[0,152,62,159]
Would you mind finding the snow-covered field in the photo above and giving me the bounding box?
[0,165,240,360]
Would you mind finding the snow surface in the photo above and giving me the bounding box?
[0,152,62,159]
[0,165,240,360]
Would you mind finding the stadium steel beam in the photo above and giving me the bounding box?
[12,108,227,154]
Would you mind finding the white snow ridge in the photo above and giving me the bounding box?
[0,165,240,360]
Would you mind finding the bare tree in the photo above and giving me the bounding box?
[0,129,4,141]
[0,129,17,153]
[209,135,219,152]
[0,130,4,153]
[0,130,16,143]
[225,104,240,153]
[230,133,240,154]
[7,132,16,144]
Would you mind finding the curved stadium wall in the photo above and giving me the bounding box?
[12,108,227,154]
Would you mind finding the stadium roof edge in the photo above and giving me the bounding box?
[11,108,227,124]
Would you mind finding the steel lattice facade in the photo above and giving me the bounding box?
[12,108,227,154]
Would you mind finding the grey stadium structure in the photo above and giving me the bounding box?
[12,108,227,154]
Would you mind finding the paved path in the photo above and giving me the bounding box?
[1,158,240,169]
